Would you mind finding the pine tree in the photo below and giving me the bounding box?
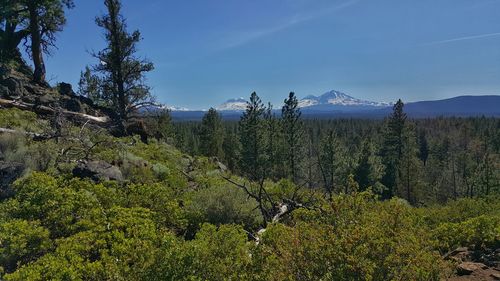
[264,103,283,180]
[318,130,338,198]
[78,66,103,105]
[0,1,30,62]
[0,0,74,82]
[399,123,421,204]
[92,0,154,132]
[354,140,384,192]
[239,92,267,181]
[222,131,240,172]
[281,92,304,183]
[381,99,407,199]
[417,130,429,166]
[146,109,173,141]
[199,108,225,159]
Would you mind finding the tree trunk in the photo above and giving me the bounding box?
[0,21,29,62]
[28,4,46,84]
[0,98,110,124]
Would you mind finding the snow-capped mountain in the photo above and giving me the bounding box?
[298,90,391,109]
[216,97,248,111]
[166,105,191,112]
[141,104,191,112]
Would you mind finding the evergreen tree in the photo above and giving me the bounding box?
[281,92,304,183]
[354,140,384,192]
[146,109,173,141]
[0,0,74,82]
[222,131,240,172]
[78,66,103,105]
[239,92,267,181]
[399,123,421,204]
[318,131,339,198]
[199,108,225,159]
[417,130,429,166]
[264,103,283,180]
[381,99,407,199]
[92,0,154,132]
[0,1,29,62]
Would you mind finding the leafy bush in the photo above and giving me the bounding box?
[0,220,51,274]
[433,215,500,252]
[186,184,262,233]
[254,193,445,281]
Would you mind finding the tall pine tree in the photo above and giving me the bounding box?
[381,99,407,199]
[92,0,154,133]
[354,140,384,192]
[199,108,225,159]
[239,92,267,181]
[281,92,304,183]
[264,103,283,180]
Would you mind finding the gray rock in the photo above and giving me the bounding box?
[0,161,24,199]
[1,77,25,97]
[0,84,10,98]
[62,97,83,113]
[59,82,75,96]
[73,160,124,182]
[457,262,488,276]
[36,94,58,105]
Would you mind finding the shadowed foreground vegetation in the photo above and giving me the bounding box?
[0,108,499,280]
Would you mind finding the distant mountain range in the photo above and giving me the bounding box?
[164,90,500,120]
[213,90,391,113]
[216,98,248,111]
[298,90,392,111]
[386,95,500,117]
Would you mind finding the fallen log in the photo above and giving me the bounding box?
[0,98,110,124]
[0,127,51,141]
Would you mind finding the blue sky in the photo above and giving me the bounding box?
[40,0,500,109]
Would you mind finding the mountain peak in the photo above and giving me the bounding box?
[225,97,247,103]
[299,90,390,109]
[217,97,248,111]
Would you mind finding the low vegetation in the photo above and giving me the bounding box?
[1,0,498,279]
[0,108,498,280]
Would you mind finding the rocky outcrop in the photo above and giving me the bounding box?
[0,65,111,119]
[447,247,500,281]
[73,160,123,182]
[457,262,489,275]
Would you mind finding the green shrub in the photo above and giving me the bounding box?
[186,184,262,234]
[433,215,500,252]
[0,220,52,274]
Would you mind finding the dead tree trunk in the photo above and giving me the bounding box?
[0,98,110,124]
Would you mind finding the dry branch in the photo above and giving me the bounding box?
[0,98,110,124]
[0,127,51,140]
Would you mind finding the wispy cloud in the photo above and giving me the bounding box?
[423,32,500,46]
[217,0,360,50]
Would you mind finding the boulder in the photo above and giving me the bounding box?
[1,77,25,97]
[0,84,10,98]
[457,262,489,276]
[59,82,75,96]
[0,161,24,199]
[36,94,58,105]
[73,160,123,182]
[62,97,83,113]
[446,247,472,262]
